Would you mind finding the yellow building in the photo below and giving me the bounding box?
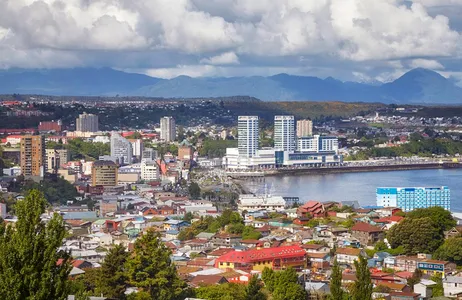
[91,160,118,186]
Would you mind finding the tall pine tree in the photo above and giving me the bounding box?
[330,258,343,300]
[351,256,372,300]
[245,275,266,300]
[125,229,189,300]
[0,189,71,300]
[98,244,129,299]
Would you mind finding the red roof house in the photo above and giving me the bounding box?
[297,201,325,218]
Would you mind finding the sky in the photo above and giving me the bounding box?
[0,0,462,83]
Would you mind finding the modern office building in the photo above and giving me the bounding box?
[297,135,339,153]
[238,116,259,158]
[76,113,99,132]
[160,117,176,142]
[46,149,69,172]
[92,160,118,186]
[110,132,133,165]
[274,115,295,152]
[297,119,313,137]
[376,187,451,211]
[20,135,46,177]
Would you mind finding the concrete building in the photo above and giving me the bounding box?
[237,194,286,212]
[297,135,339,153]
[160,116,176,142]
[76,113,99,132]
[128,139,144,159]
[141,148,157,162]
[110,132,132,165]
[238,116,259,158]
[178,140,194,161]
[91,161,118,186]
[376,187,451,211]
[274,115,295,152]
[141,161,160,181]
[46,149,69,172]
[20,135,46,178]
[297,119,313,137]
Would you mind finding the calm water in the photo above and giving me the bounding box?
[248,169,462,212]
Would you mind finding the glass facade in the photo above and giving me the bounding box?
[376,186,450,211]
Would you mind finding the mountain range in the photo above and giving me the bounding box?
[0,67,461,104]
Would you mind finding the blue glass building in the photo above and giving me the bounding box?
[376,186,450,212]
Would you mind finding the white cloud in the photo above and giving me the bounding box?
[200,52,240,65]
[409,59,445,69]
[0,0,460,80]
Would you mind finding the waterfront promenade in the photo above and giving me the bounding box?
[227,159,461,178]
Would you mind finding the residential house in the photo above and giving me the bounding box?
[351,222,384,246]
[443,276,462,298]
[189,275,228,287]
[444,226,462,239]
[306,252,330,270]
[163,220,190,231]
[184,239,211,252]
[214,245,307,272]
[335,248,365,265]
[417,259,456,278]
[413,279,436,299]
[301,244,330,254]
[297,201,325,218]
[210,233,241,248]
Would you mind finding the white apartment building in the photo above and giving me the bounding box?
[297,135,339,153]
[141,161,159,181]
[274,115,295,152]
[160,117,176,142]
[297,119,313,137]
[238,116,259,158]
[110,132,133,165]
[238,194,286,212]
[129,139,144,158]
[76,113,99,132]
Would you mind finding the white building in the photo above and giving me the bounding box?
[237,194,286,212]
[297,135,339,153]
[129,139,144,158]
[160,117,176,142]
[76,113,99,132]
[274,115,295,152]
[224,148,275,169]
[443,276,462,298]
[93,135,110,144]
[238,116,259,158]
[110,132,133,165]
[141,161,160,181]
[297,119,313,137]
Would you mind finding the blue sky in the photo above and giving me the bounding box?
[0,0,461,84]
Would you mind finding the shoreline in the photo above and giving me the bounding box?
[228,162,461,178]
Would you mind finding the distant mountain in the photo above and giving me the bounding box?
[0,67,461,104]
[0,68,161,96]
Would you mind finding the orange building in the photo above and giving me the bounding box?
[20,135,46,177]
[215,245,307,272]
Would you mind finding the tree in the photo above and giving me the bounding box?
[406,269,422,291]
[351,256,372,300]
[189,182,201,199]
[387,217,443,255]
[195,283,246,300]
[125,229,189,300]
[0,189,71,300]
[245,275,266,300]
[242,226,262,240]
[434,238,462,265]
[97,244,129,299]
[430,274,444,297]
[407,207,456,232]
[262,267,276,292]
[330,259,343,300]
[271,268,306,300]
